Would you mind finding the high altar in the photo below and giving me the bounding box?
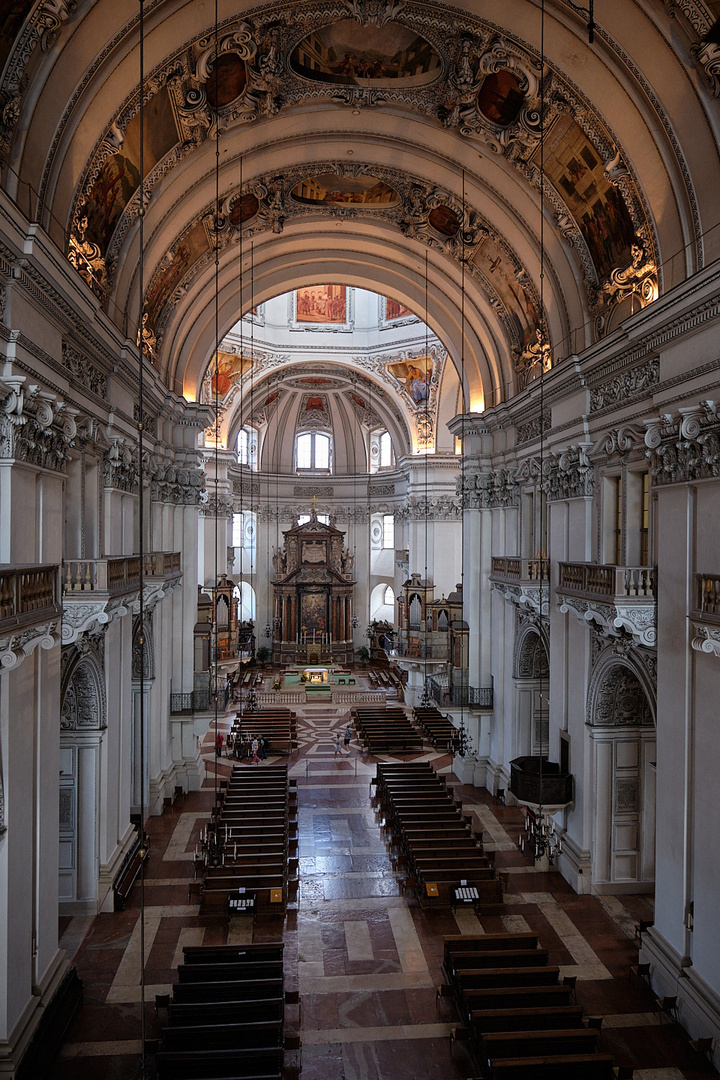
[271,510,356,665]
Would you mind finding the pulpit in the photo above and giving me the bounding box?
[272,510,356,665]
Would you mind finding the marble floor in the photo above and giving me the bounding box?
[51,703,717,1080]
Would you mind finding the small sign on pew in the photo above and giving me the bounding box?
[426,882,439,897]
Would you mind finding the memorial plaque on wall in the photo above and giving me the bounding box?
[301,540,327,565]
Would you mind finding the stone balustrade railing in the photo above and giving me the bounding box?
[696,574,720,620]
[0,564,62,631]
[63,557,141,594]
[63,552,181,595]
[490,557,549,582]
[558,562,656,599]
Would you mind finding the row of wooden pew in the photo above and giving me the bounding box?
[351,705,424,754]
[156,942,300,1079]
[198,765,297,916]
[375,761,503,912]
[230,707,298,757]
[413,705,461,751]
[441,932,615,1080]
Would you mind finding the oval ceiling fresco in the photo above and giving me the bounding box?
[477,70,525,127]
[204,52,248,109]
[291,171,401,207]
[290,19,441,88]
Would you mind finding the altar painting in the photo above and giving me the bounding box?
[536,114,635,280]
[301,591,327,632]
[387,355,431,405]
[296,285,347,323]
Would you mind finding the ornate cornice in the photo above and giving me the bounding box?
[0,618,61,671]
[61,596,131,645]
[645,403,720,486]
[690,621,720,657]
[558,594,656,649]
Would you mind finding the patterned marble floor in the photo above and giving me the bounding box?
[51,701,717,1080]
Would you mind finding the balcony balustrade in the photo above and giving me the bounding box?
[61,552,182,645]
[490,557,550,615]
[556,561,656,647]
[690,573,720,657]
[0,564,62,633]
[426,676,493,709]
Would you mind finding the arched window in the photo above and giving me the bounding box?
[370,428,394,472]
[384,585,394,606]
[296,431,331,472]
[236,426,257,468]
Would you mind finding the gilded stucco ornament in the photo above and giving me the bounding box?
[600,240,658,308]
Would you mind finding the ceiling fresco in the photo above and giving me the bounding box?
[3,0,706,408]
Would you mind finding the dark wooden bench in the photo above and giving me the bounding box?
[447,949,549,972]
[177,960,284,983]
[155,1045,284,1080]
[456,966,561,990]
[460,984,574,1014]
[182,943,283,964]
[483,1027,599,1058]
[171,978,283,1004]
[487,1054,615,1080]
[161,1018,283,1051]
[113,832,149,911]
[470,1004,584,1034]
[167,997,284,1027]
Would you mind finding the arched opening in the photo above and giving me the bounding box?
[512,624,550,760]
[370,582,395,622]
[587,659,656,892]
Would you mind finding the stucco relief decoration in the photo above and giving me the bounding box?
[440,33,543,156]
[0,376,77,472]
[132,614,155,681]
[297,393,330,431]
[0,0,76,159]
[395,495,461,521]
[0,622,60,671]
[61,343,107,397]
[645,401,720,486]
[103,439,137,492]
[515,627,549,679]
[691,31,720,97]
[600,238,658,309]
[589,358,660,415]
[543,444,594,500]
[201,493,233,519]
[591,665,653,727]
[690,623,720,658]
[151,461,207,505]
[60,638,107,731]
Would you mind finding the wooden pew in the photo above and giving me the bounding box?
[161,1019,284,1051]
[171,977,284,1003]
[469,1004,584,1034]
[177,959,283,983]
[155,1045,284,1079]
[167,998,284,1027]
[482,1028,599,1058]
[487,1054,615,1080]
[459,984,574,1015]
[455,966,561,990]
[182,943,283,964]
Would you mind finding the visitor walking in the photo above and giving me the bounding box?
[343,725,352,754]
[259,736,266,760]
[334,734,344,758]
[251,736,259,765]
[215,731,223,758]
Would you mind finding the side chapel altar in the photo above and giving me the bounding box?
[271,510,356,666]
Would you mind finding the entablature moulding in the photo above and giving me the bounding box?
[557,593,656,650]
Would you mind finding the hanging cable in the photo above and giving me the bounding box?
[212,0,221,810]
[137,0,147,1072]
[459,170,467,741]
